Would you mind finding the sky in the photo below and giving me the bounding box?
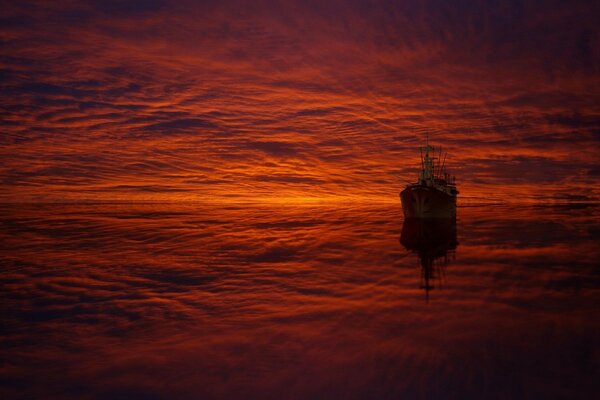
[1,0,599,203]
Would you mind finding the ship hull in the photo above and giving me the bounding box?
[400,185,456,218]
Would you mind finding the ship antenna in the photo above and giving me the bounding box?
[420,145,424,182]
[440,151,447,178]
[437,146,443,179]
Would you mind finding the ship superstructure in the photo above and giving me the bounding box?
[400,140,458,218]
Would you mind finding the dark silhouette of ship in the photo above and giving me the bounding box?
[400,139,458,218]
[400,218,458,299]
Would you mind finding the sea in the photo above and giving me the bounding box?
[1,202,598,399]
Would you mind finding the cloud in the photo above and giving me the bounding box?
[0,0,598,202]
[141,118,220,133]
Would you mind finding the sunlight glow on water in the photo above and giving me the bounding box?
[1,203,598,399]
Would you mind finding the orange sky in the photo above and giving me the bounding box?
[1,0,599,203]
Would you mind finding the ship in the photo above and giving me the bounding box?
[400,139,458,218]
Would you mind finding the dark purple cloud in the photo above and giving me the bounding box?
[0,0,598,202]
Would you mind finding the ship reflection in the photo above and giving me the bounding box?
[400,218,458,300]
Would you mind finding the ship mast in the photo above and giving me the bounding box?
[417,133,457,188]
[419,141,435,185]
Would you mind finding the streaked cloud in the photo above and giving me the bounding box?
[1,0,598,202]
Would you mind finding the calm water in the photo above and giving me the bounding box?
[1,203,598,399]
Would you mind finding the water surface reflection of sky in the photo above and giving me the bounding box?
[1,203,598,399]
